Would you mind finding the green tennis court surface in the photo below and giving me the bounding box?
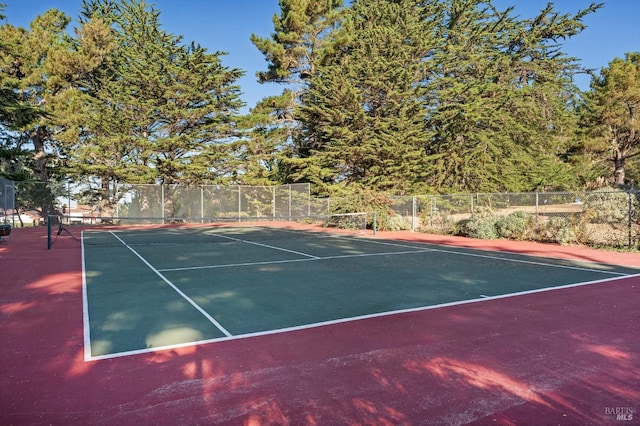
[82,226,639,360]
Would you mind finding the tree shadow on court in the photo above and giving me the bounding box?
[2,227,638,425]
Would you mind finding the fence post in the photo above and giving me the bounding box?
[161,184,165,223]
[288,184,292,221]
[115,182,119,217]
[272,186,276,220]
[237,186,241,221]
[629,191,633,249]
[535,192,539,222]
[201,186,205,223]
[47,216,52,250]
[373,211,377,235]
[470,193,474,216]
[412,196,417,232]
[430,196,435,228]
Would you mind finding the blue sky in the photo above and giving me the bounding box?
[3,0,639,110]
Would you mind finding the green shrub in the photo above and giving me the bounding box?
[458,208,499,240]
[495,211,533,240]
[387,215,412,231]
[583,189,636,224]
[536,217,577,245]
[421,211,457,234]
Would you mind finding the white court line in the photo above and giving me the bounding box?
[81,231,92,362]
[82,231,233,361]
[85,272,640,361]
[212,233,320,259]
[158,232,627,276]
[157,249,433,272]
[107,231,232,337]
[166,232,627,276]
[356,237,629,276]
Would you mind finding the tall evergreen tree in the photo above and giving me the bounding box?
[0,7,100,215]
[61,0,245,209]
[298,0,442,194]
[254,0,602,194]
[579,52,640,187]
[250,0,345,191]
[425,0,600,192]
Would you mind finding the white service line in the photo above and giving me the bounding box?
[157,249,433,272]
[358,237,628,275]
[107,231,233,338]
[212,233,320,258]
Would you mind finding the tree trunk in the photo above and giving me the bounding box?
[613,153,625,186]
[31,126,49,182]
[31,126,56,217]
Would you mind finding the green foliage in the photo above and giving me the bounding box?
[458,207,499,240]
[296,0,441,193]
[535,217,578,246]
[457,209,535,240]
[250,0,344,84]
[495,211,533,240]
[579,53,640,186]
[425,1,597,192]
[251,0,600,193]
[583,188,637,224]
[1,0,626,206]
[386,215,412,232]
[326,186,394,230]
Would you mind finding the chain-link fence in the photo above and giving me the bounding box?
[109,183,317,221]
[11,181,333,226]
[8,179,640,250]
[1,177,15,224]
[16,182,321,224]
[386,190,639,249]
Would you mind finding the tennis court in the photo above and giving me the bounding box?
[80,224,639,360]
[3,224,639,425]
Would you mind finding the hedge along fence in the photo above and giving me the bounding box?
[384,190,639,250]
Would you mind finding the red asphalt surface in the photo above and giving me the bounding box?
[1,227,639,425]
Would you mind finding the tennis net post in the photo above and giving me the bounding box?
[47,215,52,250]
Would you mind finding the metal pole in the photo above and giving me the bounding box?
[373,211,377,235]
[412,196,417,232]
[115,182,119,218]
[47,216,52,249]
[66,181,70,225]
[272,186,276,220]
[629,191,633,249]
[288,184,292,221]
[430,196,435,228]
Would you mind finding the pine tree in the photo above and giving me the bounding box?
[579,52,640,187]
[298,0,441,194]
[254,0,600,194]
[250,0,345,192]
[425,0,600,192]
[0,7,93,215]
[62,0,245,209]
